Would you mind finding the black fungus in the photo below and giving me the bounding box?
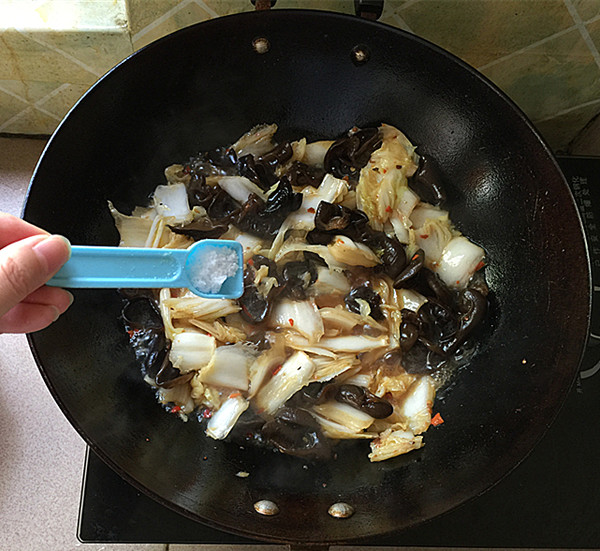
[238,255,282,324]
[236,177,302,239]
[393,249,425,288]
[238,154,279,191]
[345,286,384,321]
[324,127,382,180]
[408,153,446,206]
[365,232,407,280]
[335,384,393,419]
[286,161,325,188]
[417,299,460,356]
[286,381,335,409]
[261,407,330,458]
[308,201,370,244]
[258,142,294,169]
[168,219,229,241]
[281,260,318,299]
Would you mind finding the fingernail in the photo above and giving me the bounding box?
[50,305,61,322]
[66,291,75,307]
[33,235,72,275]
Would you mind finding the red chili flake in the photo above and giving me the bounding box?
[288,318,294,326]
[247,258,254,266]
[201,408,213,419]
[456,280,461,285]
[411,253,420,261]
[420,234,429,239]
[382,168,387,174]
[307,207,315,213]
[385,205,393,213]
[431,413,444,427]
[126,328,141,339]
[476,260,485,271]
[342,175,349,182]
[182,165,191,174]
[229,391,242,399]
[171,405,182,414]
[272,364,283,376]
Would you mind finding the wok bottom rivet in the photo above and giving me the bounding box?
[254,499,279,516]
[328,502,354,519]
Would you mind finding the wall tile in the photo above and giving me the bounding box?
[131,2,215,50]
[0,104,60,134]
[0,29,101,85]
[37,83,92,119]
[0,79,60,104]
[481,27,600,123]
[571,0,600,22]
[396,0,576,68]
[126,0,190,36]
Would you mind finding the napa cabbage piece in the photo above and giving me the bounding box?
[248,334,287,398]
[232,123,278,157]
[169,332,216,373]
[414,217,454,268]
[157,383,195,416]
[271,299,324,343]
[356,123,419,230]
[108,201,155,247]
[328,235,380,267]
[218,175,267,203]
[368,429,424,462]
[153,183,193,224]
[314,413,378,440]
[301,140,335,167]
[313,401,375,433]
[437,236,485,289]
[206,395,249,440]
[311,354,361,382]
[308,266,351,296]
[163,294,241,321]
[254,351,315,415]
[390,376,435,434]
[316,334,388,353]
[198,344,257,390]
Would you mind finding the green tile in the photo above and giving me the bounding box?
[0,87,28,126]
[533,100,600,152]
[0,103,60,135]
[37,83,90,119]
[125,0,188,36]
[0,29,98,85]
[571,0,600,22]
[585,16,600,56]
[481,28,600,123]
[31,28,133,79]
[0,79,60,104]
[397,0,576,68]
[131,2,215,50]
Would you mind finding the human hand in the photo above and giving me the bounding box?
[0,213,73,333]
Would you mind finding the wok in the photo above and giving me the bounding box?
[23,9,590,544]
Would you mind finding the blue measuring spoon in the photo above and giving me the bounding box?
[47,240,244,299]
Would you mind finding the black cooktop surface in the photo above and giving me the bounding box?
[78,156,600,547]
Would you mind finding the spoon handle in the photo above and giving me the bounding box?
[47,245,188,289]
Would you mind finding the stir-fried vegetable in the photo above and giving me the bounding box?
[114,123,489,462]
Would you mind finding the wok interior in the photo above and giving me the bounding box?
[24,11,589,543]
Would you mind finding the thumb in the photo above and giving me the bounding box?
[0,234,71,318]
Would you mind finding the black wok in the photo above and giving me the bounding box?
[23,9,590,544]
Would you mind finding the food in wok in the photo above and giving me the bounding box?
[111,122,489,462]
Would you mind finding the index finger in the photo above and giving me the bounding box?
[0,212,49,248]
